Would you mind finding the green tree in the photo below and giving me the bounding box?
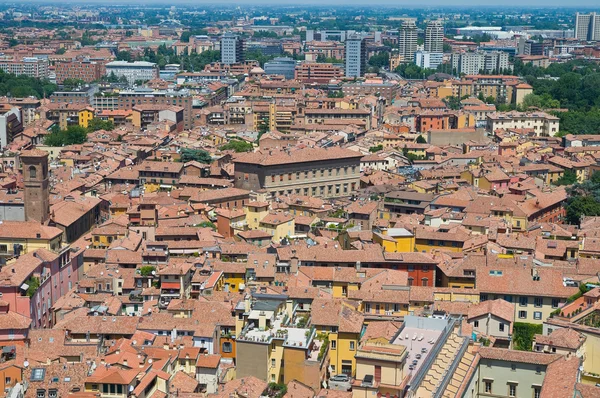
[140,266,156,276]
[26,277,40,297]
[179,148,212,164]
[554,169,578,186]
[116,51,132,62]
[87,118,114,132]
[513,322,543,351]
[369,144,383,152]
[416,135,427,144]
[197,221,217,230]
[368,52,390,68]
[327,90,344,98]
[44,125,88,146]
[62,78,86,90]
[220,140,254,153]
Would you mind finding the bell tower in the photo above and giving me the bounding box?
[21,149,50,224]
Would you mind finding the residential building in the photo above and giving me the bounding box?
[0,105,23,149]
[414,51,443,70]
[424,21,444,53]
[55,59,106,84]
[105,61,159,84]
[486,111,560,137]
[345,35,367,78]
[399,20,418,61]
[295,63,344,84]
[221,33,245,65]
[451,51,511,75]
[575,12,600,41]
[233,147,363,198]
[0,56,48,78]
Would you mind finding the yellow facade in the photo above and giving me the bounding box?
[91,231,126,249]
[220,272,245,293]
[259,220,295,242]
[433,290,479,302]
[415,239,463,253]
[332,281,359,298]
[246,205,269,230]
[373,232,415,253]
[327,331,360,376]
[0,236,63,256]
[78,109,94,128]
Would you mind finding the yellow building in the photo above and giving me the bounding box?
[0,221,64,256]
[90,221,128,249]
[373,228,415,253]
[78,107,95,128]
[311,299,364,376]
[353,343,407,398]
[213,261,246,293]
[415,229,470,253]
[259,212,294,242]
[246,201,270,230]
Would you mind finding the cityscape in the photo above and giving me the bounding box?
[0,2,599,398]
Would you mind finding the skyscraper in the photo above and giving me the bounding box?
[399,20,418,62]
[221,33,245,65]
[345,35,367,78]
[575,12,600,41]
[424,21,444,53]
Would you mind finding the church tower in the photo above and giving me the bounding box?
[21,150,50,223]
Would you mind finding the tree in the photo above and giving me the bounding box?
[196,221,217,230]
[327,91,344,98]
[62,78,86,90]
[416,135,427,144]
[116,51,132,62]
[554,169,578,186]
[220,140,254,153]
[140,266,156,276]
[179,148,212,164]
[87,118,114,132]
[368,52,390,69]
[444,96,461,110]
[55,47,66,55]
[44,125,88,146]
[369,144,383,152]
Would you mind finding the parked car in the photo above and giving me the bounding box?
[329,374,352,391]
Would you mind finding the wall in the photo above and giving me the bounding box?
[236,340,268,380]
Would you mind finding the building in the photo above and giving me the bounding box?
[575,12,600,41]
[294,63,344,84]
[345,35,367,78]
[486,111,560,137]
[414,51,443,70]
[399,20,418,61]
[221,33,245,65]
[424,20,444,53]
[22,149,50,224]
[104,61,159,84]
[0,56,48,78]
[55,59,106,84]
[263,57,296,80]
[117,88,194,130]
[233,147,363,198]
[0,105,23,149]
[451,51,511,75]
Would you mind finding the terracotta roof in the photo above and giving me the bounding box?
[478,347,560,365]
[540,356,580,398]
[534,327,585,350]
[467,299,515,325]
[233,147,362,166]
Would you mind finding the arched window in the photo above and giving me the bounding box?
[29,166,37,179]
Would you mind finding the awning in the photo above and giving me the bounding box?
[161,282,180,289]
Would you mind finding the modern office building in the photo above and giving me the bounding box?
[414,51,443,70]
[399,20,418,61]
[424,21,444,53]
[575,12,600,41]
[104,61,159,84]
[221,33,245,65]
[264,57,296,80]
[345,35,367,78]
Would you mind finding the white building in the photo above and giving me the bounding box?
[451,51,511,75]
[221,33,245,65]
[105,61,158,84]
[415,51,443,70]
[345,35,367,77]
[399,20,418,61]
[425,21,444,53]
[575,12,600,41]
[486,111,560,137]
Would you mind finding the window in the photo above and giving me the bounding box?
[534,311,542,320]
[508,384,516,397]
[552,299,559,308]
[511,363,516,371]
[481,294,488,301]
[271,358,276,368]
[48,390,57,398]
[222,342,232,353]
[365,303,371,312]
[485,381,492,393]
[474,320,479,328]
[504,295,512,303]
[499,323,505,332]
[29,166,37,179]
[37,390,45,398]
[271,374,275,382]
[331,340,337,349]
[535,366,542,374]
[534,387,541,398]
[421,278,428,287]
[5,377,11,386]
[519,296,528,306]
[534,297,543,308]
[349,341,355,350]
[519,311,527,319]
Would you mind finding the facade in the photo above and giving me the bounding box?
[0,106,23,149]
[575,12,600,41]
[424,20,444,53]
[486,111,560,137]
[345,35,367,78]
[55,59,105,84]
[233,147,363,198]
[105,61,159,84]
[0,56,48,78]
[263,57,296,80]
[451,51,511,75]
[399,20,418,61]
[221,33,245,65]
[414,51,443,70]
[294,63,344,83]
[117,88,193,130]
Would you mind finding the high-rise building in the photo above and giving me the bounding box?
[450,51,511,75]
[22,149,50,224]
[424,21,444,53]
[345,35,367,78]
[575,12,600,41]
[221,33,245,65]
[399,20,418,62]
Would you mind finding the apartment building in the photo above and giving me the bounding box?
[233,147,363,198]
[453,75,533,106]
[451,51,511,75]
[424,20,444,53]
[221,33,245,65]
[345,35,367,78]
[295,63,344,84]
[575,12,600,41]
[0,56,48,78]
[0,105,23,149]
[486,111,560,137]
[399,20,418,61]
[55,59,106,84]
[117,88,193,130]
[105,61,159,84]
